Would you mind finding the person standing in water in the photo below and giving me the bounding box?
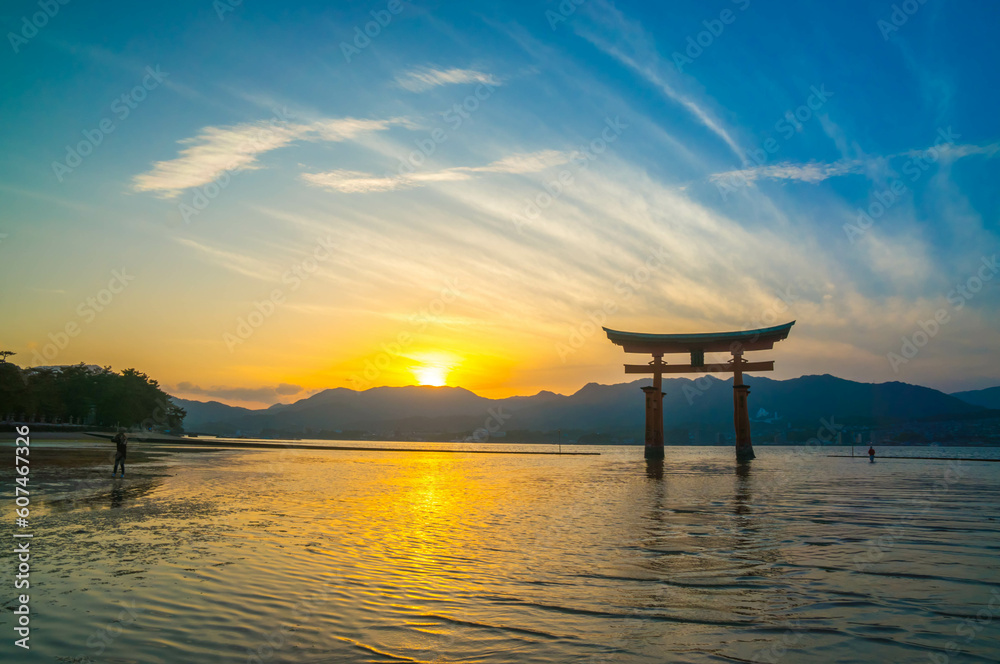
[113,429,128,477]
[868,445,875,463]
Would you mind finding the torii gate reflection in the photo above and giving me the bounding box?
[603,322,795,462]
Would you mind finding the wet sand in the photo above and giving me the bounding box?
[81,432,603,455]
[4,436,229,473]
[1,437,236,516]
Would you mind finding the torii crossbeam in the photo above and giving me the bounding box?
[604,321,795,462]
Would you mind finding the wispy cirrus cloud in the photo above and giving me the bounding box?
[132,117,407,198]
[575,1,743,159]
[174,237,277,280]
[132,122,301,197]
[300,170,407,194]
[711,159,868,185]
[710,141,1000,185]
[461,150,570,174]
[302,149,573,193]
[395,66,500,92]
[908,141,1000,161]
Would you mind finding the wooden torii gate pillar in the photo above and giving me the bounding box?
[603,322,795,462]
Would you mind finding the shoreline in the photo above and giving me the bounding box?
[827,454,1000,462]
[83,433,602,455]
[0,432,601,456]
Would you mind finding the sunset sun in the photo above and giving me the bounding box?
[409,351,461,387]
[414,365,449,387]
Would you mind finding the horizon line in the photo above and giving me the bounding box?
[169,372,996,410]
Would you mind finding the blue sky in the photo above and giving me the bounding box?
[2,0,999,405]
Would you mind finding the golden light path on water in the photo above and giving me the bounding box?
[1,441,1000,663]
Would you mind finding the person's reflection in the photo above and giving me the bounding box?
[645,459,664,480]
[110,482,126,508]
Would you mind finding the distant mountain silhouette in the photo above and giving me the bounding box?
[952,385,1000,410]
[173,374,986,437]
[173,399,256,426]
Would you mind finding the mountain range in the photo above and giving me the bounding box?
[951,385,1000,410]
[173,374,997,440]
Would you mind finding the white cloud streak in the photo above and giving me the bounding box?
[711,159,867,185]
[575,2,743,158]
[174,237,277,280]
[710,141,1000,185]
[301,149,573,193]
[300,170,409,194]
[395,66,500,92]
[132,117,406,198]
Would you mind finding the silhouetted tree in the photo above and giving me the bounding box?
[0,363,29,414]
[0,362,185,431]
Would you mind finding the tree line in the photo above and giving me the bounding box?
[0,360,186,431]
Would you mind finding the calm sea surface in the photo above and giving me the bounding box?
[2,441,1000,663]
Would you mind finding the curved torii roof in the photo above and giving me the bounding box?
[603,321,795,354]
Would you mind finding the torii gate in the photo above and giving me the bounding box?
[603,322,795,462]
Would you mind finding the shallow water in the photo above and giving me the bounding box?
[2,442,999,663]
